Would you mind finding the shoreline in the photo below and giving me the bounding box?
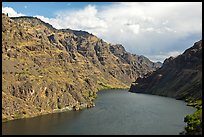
[2,87,128,123]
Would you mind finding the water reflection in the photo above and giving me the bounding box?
[3,110,83,135]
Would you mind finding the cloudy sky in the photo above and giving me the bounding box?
[2,2,202,62]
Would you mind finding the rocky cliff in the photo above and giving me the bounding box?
[2,14,161,121]
[129,40,202,100]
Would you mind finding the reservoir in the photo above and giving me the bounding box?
[2,89,196,135]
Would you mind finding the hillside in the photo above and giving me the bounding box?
[129,40,202,100]
[2,13,161,122]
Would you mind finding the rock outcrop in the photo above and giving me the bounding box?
[2,13,161,122]
[129,40,202,100]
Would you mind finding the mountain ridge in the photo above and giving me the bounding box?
[129,40,202,100]
[2,13,161,121]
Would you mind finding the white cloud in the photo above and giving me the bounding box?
[147,51,182,63]
[34,15,63,29]
[167,51,181,57]
[2,6,25,17]
[127,24,140,34]
[36,5,108,36]
[2,2,202,62]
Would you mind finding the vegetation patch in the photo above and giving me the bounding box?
[183,99,202,135]
[98,82,114,90]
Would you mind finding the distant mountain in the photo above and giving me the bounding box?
[156,61,163,66]
[129,40,202,100]
[2,13,161,121]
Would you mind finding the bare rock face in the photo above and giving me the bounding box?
[129,40,202,100]
[2,13,161,121]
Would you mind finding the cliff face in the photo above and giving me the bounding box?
[2,14,161,121]
[129,40,202,100]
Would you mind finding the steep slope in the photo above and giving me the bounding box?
[129,40,202,100]
[2,14,161,121]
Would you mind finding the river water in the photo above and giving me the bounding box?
[2,89,196,135]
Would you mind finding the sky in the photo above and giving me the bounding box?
[2,2,202,62]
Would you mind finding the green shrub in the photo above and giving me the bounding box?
[184,100,202,135]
